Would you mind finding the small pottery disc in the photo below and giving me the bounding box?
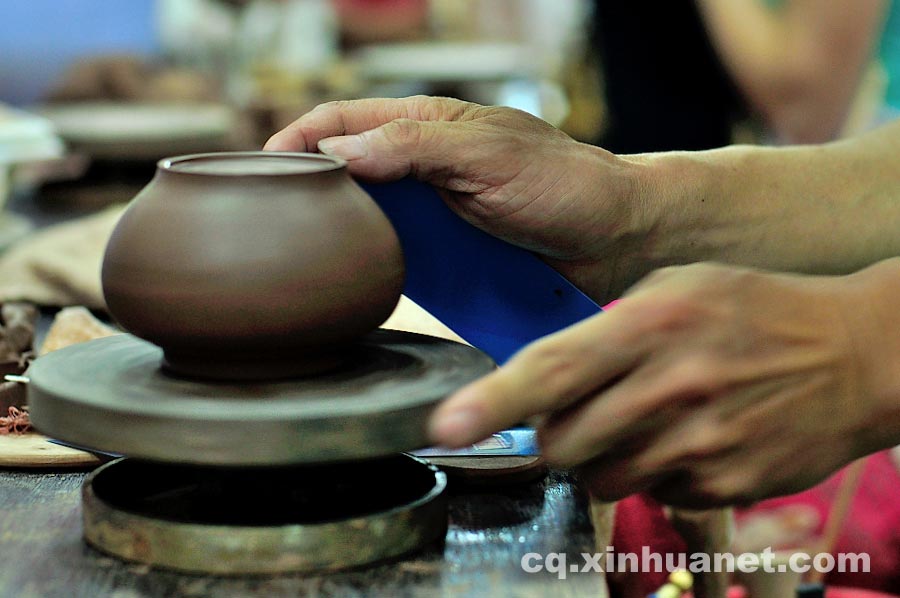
[83,455,447,575]
[27,330,495,465]
[0,433,102,468]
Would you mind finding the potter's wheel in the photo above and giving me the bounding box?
[28,328,490,574]
[25,150,500,575]
[28,329,495,466]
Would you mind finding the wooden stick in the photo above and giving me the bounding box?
[589,494,616,598]
[807,458,866,584]
[668,507,733,598]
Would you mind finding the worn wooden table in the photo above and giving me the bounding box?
[0,467,605,598]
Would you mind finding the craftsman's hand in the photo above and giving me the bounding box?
[430,261,900,508]
[266,96,649,302]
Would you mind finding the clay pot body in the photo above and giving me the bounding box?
[101,152,405,380]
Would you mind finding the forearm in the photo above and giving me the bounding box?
[633,120,900,275]
[696,0,884,143]
[695,0,790,87]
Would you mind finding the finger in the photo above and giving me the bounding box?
[263,95,474,152]
[312,118,481,184]
[538,353,724,467]
[631,409,742,474]
[428,309,646,448]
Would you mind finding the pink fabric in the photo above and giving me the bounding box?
[608,452,900,596]
[610,494,687,595]
[689,587,895,598]
[827,589,899,598]
[741,451,900,594]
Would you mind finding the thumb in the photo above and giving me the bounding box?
[317,118,466,184]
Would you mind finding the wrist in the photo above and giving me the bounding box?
[550,144,665,301]
[841,258,900,455]
[625,148,721,268]
[547,144,724,302]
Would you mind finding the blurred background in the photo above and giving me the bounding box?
[0,0,590,169]
[3,0,899,207]
[0,0,599,224]
[0,2,898,595]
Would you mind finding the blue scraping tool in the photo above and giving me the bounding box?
[362,178,602,365]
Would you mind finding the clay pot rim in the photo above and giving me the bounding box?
[158,151,348,177]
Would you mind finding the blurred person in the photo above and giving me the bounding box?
[267,96,900,593]
[696,0,900,143]
[580,5,900,591]
[691,4,900,591]
[589,0,747,153]
[588,1,900,149]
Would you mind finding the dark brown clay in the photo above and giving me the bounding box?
[101,152,405,380]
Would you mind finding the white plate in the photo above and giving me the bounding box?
[355,42,537,81]
[0,105,64,165]
[37,102,235,160]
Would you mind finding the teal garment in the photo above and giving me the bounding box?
[878,0,900,110]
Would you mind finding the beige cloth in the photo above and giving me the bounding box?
[39,306,120,355]
[0,205,124,309]
[381,295,468,344]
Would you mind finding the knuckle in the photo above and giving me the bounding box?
[382,118,424,148]
[407,94,440,113]
[518,340,581,396]
[687,262,759,297]
[311,99,348,114]
[411,94,451,107]
[629,266,754,342]
[667,355,722,397]
[677,420,735,462]
[634,296,704,339]
[409,95,473,120]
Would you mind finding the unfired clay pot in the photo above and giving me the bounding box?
[101,151,405,380]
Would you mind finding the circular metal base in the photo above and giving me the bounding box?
[28,330,495,465]
[83,455,448,575]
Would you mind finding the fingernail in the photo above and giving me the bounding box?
[318,135,366,160]
[429,407,480,445]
